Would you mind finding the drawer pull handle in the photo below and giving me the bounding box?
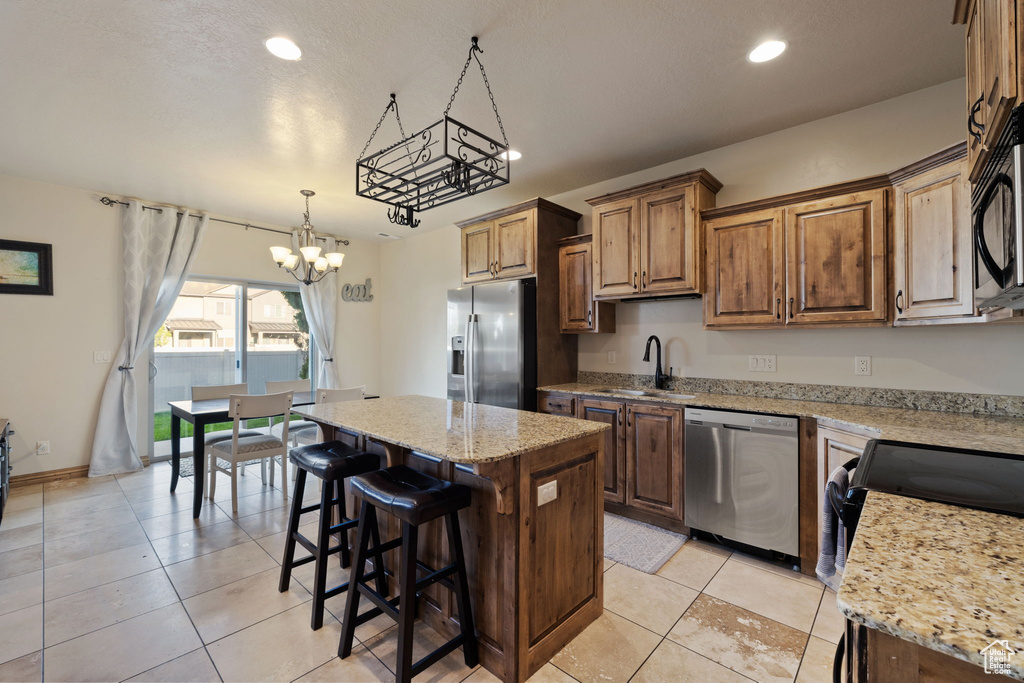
[789,297,795,320]
[776,297,781,320]
[896,289,904,315]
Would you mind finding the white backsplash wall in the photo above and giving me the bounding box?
[379,78,1024,400]
[578,298,1024,396]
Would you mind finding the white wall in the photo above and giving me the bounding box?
[379,78,1024,399]
[0,174,380,476]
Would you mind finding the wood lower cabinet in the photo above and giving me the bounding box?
[625,403,684,522]
[859,628,1014,682]
[558,234,615,333]
[816,425,871,559]
[785,189,887,324]
[588,170,721,300]
[702,178,890,329]
[577,398,626,504]
[704,208,785,326]
[892,146,976,322]
[537,391,576,417]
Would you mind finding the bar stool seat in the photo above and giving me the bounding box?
[291,441,381,482]
[339,465,478,682]
[350,465,472,525]
[279,440,386,631]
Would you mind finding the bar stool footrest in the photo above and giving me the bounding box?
[412,635,468,678]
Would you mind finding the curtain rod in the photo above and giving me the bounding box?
[97,197,350,246]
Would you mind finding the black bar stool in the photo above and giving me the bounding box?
[338,465,478,683]
[278,440,388,630]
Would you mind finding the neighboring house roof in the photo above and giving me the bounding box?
[165,318,222,331]
[249,322,298,333]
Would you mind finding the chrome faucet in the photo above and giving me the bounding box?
[642,335,669,390]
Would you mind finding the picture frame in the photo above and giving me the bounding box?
[0,239,53,295]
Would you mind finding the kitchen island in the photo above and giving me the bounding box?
[295,395,608,683]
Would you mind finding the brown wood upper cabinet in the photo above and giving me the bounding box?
[457,199,575,286]
[587,170,722,300]
[703,178,889,328]
[625,403,684,521]
[955,0,1021,181]
[891,144,976,323]
[557,234,615,333]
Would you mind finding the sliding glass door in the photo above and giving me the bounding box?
[148,278,311,462]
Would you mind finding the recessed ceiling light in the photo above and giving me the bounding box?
[500,150,522,161]
[748,40,786,63]
[265,37,302,61]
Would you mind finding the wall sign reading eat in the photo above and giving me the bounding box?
[342,278,374,302]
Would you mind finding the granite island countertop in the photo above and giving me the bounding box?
[296,394,608,465]
[837,491,1024,680]
[539,383,1024,455]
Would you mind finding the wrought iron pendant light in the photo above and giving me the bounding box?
[355,37,511,228]
[269,190,345,285]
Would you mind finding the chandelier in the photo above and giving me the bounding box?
[355,37,511,229]
[269,190,346,285]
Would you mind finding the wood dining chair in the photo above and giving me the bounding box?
[299,386,366,446]
[191,383,265,481]
[208,392,293,513]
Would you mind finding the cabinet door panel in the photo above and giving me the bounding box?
[461,222,494,284]
[559,241,593,331]
[981,0,1018,138]
[785,190,887,323]
[640,185,697,294]
[894,160,974,320]
[816,427,870,563]
[626,403,683,521]
[593,198,640,297]
[703,209,785,327]
[578,399,626,504]
[493,210,536,279]
[966,0,987,180]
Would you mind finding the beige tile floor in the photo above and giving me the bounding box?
[0,462,845,682]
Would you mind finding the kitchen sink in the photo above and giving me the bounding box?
[589,388,696,400]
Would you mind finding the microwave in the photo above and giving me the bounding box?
[973,106,1024,310]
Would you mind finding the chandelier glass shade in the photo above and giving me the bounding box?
[270,190,345,285]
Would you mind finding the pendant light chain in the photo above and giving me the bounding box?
[358,94,407,162]
[443,37,509,146]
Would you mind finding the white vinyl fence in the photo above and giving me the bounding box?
[153,349,308,410]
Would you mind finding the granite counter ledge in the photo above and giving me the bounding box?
[837,491,1024,680]
[295,394,608,683]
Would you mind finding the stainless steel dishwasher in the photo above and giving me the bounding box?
[684,407,799,556]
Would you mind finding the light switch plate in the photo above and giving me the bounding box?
[607,351,617,365]
[537,480,558,507]
[93,351,111,364]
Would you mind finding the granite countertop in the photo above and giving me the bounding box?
[539,383,1024,455]
[837,492,1024,679]
[295,395,608,465]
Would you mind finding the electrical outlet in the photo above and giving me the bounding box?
[748,355,777,372]
[36,441,50,455]
[764,355,777,372]
[607,351,617,365]
[537,480,558,507]
[855,356,872,376]
[93,351,111,364]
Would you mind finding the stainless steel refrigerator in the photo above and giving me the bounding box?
[447,280,537,410]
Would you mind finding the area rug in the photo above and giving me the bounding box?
[604,512,687,573]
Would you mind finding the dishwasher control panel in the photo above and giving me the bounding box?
[684,408,797,432]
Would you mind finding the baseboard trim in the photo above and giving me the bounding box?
[11,464,90,488]
[10,456,151,488]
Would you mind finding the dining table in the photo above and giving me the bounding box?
[167,391,315,518]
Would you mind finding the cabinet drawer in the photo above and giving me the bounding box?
[538,393,576,416]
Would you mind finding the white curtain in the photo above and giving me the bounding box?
[291,232,342,389]
[89,201,208,476]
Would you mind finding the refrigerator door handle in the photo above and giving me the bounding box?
[465,314,479,403]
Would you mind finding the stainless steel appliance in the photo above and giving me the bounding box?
[974,105,1024,310]
[0,421,11,527]
[446,280,537,410]
[833,440,1024,681]
[684,408,799,556]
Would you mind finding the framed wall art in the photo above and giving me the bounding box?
[0,239,53,295]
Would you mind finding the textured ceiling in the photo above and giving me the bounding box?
[0,1,962,240]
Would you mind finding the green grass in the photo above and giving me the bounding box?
[152,411,291,442]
